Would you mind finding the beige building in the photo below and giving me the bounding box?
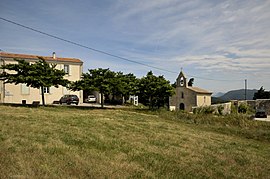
[0,52,83,104]
[169,70,212,112]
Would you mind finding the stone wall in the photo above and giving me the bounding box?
[211,102,232,115]
[240,99,270,115]
[256,99,270,115]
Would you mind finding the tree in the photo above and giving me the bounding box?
[188,78,194,87]
[253,86,270,100]
[70,68,115,108]
[137,71,174,109]
[0,58,69,105]
[111,72,139,104]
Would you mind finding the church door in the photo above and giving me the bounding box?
[179,103,185,110]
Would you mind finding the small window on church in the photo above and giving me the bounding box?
[181,92,184,98]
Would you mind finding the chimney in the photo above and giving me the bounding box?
[52,52,56,59]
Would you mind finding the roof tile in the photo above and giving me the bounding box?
[188,86,212,94]
[0,52,83,63]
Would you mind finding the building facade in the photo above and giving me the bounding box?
[0,52,83,104]
[169,70,212,112]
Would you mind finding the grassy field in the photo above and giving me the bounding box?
[0,105,270,178]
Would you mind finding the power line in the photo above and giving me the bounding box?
[188,74,242,82]
[0,17,176,74]
[0,17,243,82]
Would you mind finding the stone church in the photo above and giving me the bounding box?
[169,70,212,112]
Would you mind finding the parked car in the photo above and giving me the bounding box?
[85,95,96,103]
[255,110,267,118]
[59,95,79,105]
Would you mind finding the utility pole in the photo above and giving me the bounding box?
[245,79,247,100]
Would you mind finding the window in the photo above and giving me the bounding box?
[181,92,184,98]
[21,84,30,95]
[43,87,50,94]
[64,64,69,75]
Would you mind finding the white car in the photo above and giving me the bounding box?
[85,95,96,103]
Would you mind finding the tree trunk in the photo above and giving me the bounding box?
[149,96,152,109]
[101,91,104,108]
[41,86,45,106]
[122,95,125,105]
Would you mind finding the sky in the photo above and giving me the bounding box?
[1,0,270,94]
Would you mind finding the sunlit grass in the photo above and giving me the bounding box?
[0,105,270,178]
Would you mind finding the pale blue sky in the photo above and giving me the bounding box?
[1,0,270,93]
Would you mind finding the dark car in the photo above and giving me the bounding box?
[255,110,267,118]
[59,95,79,105]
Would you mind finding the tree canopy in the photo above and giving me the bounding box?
[0,57,69,105]
[188,78,194,87]
[70,68,115,107]
[70,69,174,109]
[253,86,270,100]
[137,71,174,109]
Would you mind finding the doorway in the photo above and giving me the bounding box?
[179,103,185,110]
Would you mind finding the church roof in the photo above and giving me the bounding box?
[187,86,212,94]
[177,70,186,78]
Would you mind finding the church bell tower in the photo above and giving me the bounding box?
[176,70,187,87]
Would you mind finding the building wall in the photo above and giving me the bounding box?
[210,102,232,115]
[0,59,3,103]
[170,87,197,112]
[196,94,211,107]
[0,58,83,104]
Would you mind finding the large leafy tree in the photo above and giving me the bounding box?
[109,72,139,104]
[0,57,69,105]
[70,68,115,108]
[121,73,139,102]
[253,86,270,100]
[71,69,139,106]
[137,71,174,109]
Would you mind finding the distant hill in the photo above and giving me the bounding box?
[212,92,225,97]
[219,89,257,101]
[211,96,227,104]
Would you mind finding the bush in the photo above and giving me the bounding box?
[193,106,215,114]
[217,105,224,115]
[238,103,248,113]
[231,104,238,114]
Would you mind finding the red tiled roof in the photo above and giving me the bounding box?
[0,52,83,63]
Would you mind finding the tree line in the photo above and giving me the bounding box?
[0,58,174,108]
[253,86,270,100]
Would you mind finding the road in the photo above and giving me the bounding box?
[78,103,127,109]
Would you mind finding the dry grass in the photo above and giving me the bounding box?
[0,105,270,178]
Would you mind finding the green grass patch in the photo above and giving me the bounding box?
[0,105,270,178]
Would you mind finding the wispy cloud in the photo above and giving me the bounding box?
[1,0,270,91]
[107,1,270,78]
